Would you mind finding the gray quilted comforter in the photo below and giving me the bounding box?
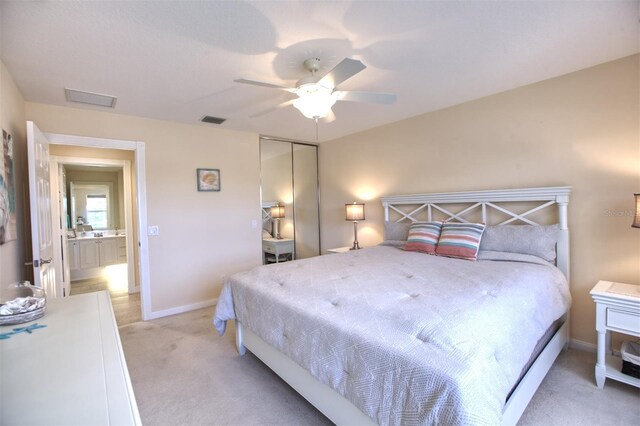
[214,246,570,425]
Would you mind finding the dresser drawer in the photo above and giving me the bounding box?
[607,308,640,333]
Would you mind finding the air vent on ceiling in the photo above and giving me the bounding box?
[64,88,117,108]
[201,115,226,125]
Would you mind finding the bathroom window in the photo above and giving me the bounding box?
[70,181,114,230]
[86,194,108,229]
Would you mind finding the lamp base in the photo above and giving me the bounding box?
[350,221,360,250]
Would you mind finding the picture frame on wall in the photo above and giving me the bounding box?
[197,168,221,192]
[0,129,16,245]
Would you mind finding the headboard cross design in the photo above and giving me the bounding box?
[387,200,557,226]
[261,201,277,224]
[380,187,572,280]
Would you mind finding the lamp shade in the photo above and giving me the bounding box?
[271,204,286,219]
[293,92,337,119]
[345,202,365,221]
[633,193,640,228]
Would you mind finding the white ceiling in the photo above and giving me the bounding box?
[1,1,638,143]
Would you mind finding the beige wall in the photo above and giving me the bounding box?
[26,102,262,313]
[319,55,640,346]
[0,61,27,286]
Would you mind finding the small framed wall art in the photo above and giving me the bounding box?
[197,168,221,192]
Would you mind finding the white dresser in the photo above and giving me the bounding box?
[0,291,141,425]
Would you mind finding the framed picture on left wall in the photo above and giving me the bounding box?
[197,168,221,192]
[0,129,16,244]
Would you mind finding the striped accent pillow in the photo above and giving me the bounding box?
[403,222,443,254]
[435,222,486,260]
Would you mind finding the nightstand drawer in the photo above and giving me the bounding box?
[607,308,640,333]
[264,244,276,254]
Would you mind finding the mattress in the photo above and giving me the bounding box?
[214,246,571,425]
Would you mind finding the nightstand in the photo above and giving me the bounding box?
[263,238,294,263]
[590,280,640,389]
[326,247,353,254]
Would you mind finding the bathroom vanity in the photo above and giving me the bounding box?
[68,233,127,280]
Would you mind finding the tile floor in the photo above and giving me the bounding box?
[69,265,141,326]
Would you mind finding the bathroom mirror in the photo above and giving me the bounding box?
[66,165,124,231]
[260,137,320,264]
[70,183,113,230]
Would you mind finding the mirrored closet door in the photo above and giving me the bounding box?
[260,137,320,264]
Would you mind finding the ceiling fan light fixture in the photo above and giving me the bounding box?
[293,86,338,119]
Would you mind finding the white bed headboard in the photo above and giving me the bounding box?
[261,201,278,232]
[380,186,571,280]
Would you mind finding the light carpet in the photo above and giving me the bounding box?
[119,308,640,425]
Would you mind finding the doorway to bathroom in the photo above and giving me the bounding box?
[49,151,140,325]
[26,124,152,323]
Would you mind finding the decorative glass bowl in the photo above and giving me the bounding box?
[0,281,46,326]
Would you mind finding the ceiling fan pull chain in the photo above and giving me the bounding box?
[315,118,319,141]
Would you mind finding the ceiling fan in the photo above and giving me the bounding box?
[235,57,396,122]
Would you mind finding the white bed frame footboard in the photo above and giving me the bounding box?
[236,186,572,426]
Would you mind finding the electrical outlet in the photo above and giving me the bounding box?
[251,219,258,229]
[148,225,159,236]
[220,274,226,284]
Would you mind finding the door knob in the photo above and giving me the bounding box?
[32,258,52,268]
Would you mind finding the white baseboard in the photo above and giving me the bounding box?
[146,298,218,320]
[570,338,597,353]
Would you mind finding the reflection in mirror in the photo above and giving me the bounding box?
[261,139,293,239]
[260,138,320,264]
[65,165,125,232]
[292,144,320,259]
[71,183,113,230]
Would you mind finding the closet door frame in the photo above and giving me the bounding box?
[259,136,321,260]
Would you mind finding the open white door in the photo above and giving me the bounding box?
[27,121,57,296]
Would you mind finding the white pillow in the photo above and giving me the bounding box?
[383,221,412,242]
[479,224,560,262]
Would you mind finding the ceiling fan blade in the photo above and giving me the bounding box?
[322,109,336,123]
[235,79,296,93]
[335,91,397,104]
[318,58,366,88]
[249,99,295,118]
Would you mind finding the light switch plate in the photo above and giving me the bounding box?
[148,225,159,236]
[251,219,258,229]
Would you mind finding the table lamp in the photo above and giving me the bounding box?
[271,204,286,239]
[345,202,365,250]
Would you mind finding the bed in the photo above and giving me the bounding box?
[214,186,572,425]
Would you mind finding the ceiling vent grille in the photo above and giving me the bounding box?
[64,88,117,108]
[201,115,226,125]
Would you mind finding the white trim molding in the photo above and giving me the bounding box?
[45,132,152,320]
[570,339,597,353]
[146,298,218,321]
